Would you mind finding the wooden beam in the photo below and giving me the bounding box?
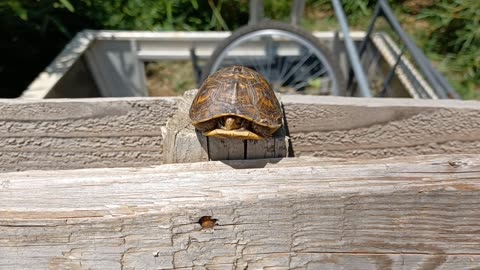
[162,90,208,163]
[1,154,480,269]
[1,96,479,171]
[283,96,480,158]
[0,97,178,172]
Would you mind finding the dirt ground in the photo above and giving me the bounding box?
[145,61,197,96]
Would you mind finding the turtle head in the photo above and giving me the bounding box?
[222,117,246,131]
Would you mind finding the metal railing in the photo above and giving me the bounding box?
[334,0,460,99]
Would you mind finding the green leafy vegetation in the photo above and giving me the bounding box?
[416,0,479,99]
[1,0,477,98]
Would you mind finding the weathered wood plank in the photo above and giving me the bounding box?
[162,90,209,163]
[1,154,480,269]
[281,95,480,158]
[0,97,178,172]
[1,96,479,170]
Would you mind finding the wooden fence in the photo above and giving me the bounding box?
[1,96,480,269]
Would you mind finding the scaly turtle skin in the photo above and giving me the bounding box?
[189,66,282,140]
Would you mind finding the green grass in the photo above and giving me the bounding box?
[1,0,477,98]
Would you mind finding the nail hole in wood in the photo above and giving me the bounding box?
[448,160,466,168]
[199,216,217,229]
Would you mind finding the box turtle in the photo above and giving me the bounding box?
[189,66,282,140]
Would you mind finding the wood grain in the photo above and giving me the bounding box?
[162,90,209,164]
[1,95,480,171]
[0,98,177,172]
[1,154,480,269]
[282,95,480,158]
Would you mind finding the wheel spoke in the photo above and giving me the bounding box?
[206,23,344,95]
[285,58,324,89]
[277,56,291,85]
[277,48,314,87]
[290,67,329,91]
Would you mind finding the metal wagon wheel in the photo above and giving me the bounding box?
[201,21,345,96]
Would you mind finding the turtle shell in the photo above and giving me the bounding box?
[189,66,282,136]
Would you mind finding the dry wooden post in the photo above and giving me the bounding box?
[163,89,288,163]
[162,90,209,163]
[2,154,480,269]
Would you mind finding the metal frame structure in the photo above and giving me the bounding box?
[331,0,371,97]
[247,0,459,99]
[23,30,368,99]
[333,0,459,99]
[248,0,374,96]
[22,0,459,99]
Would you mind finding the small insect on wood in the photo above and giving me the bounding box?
[163,66,288,163]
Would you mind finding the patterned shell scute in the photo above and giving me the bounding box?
[189,66,282,128]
